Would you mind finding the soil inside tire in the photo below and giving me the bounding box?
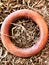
[9,18,40,48]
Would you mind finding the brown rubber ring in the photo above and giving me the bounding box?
[1,9,48,57]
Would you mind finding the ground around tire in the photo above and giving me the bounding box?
[0,0,49,65]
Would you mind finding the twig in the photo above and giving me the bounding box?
[32,2,38,7]
[0,47,8,59]
[17,0,19,4]
[0,33,15,39]
[28,5,42,14]
[11,23,26,36]
[23,0,25,5]
[0,22,3,24]
[27,0,30,6]
[1,51,8,58]
[0,47,2,57]
[35,0,45,8]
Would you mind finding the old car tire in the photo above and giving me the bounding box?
[1,9,48,57]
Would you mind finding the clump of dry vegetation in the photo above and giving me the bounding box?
[0,0,49,65]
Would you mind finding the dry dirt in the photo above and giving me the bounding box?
[0,0,49,65]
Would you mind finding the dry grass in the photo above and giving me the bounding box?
[0,0,49,65]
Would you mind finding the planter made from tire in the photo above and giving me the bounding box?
[1,9,48,57]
